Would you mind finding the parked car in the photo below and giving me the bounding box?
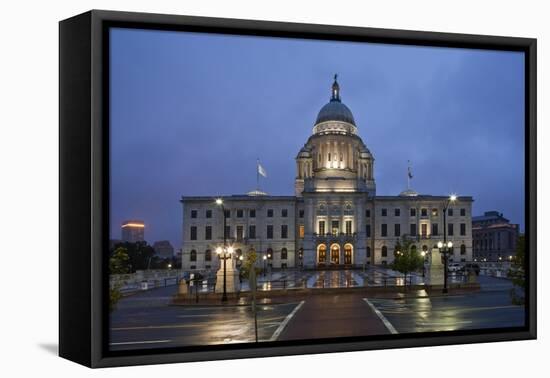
[448,263,464,273]
[464,263,480,275]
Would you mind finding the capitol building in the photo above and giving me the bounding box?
[181,77,473,271]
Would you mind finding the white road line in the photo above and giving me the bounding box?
[177,314,213,318]
[109,340,171,346]
[268,300,305,342]
[363,298,399,334]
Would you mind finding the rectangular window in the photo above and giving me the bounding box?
[394,223,401,237]
[431,208,438,217]
[281,225,288,239]
[267,209,274,217]
[190,226,197,240]
[421,208,428,217]
[345,220,352,235]
[421,223,427,237]
[205,226,212,240]
[432,223,439,236]
[224,226,231,239]
[394,208,400,217]
[191,210,197,218]
[366,209,371,218]
[299,225,305,238]
[448,208,454,217]
[237,225,244,240]
[224,209,230,218]
[460,223,466,236]
[249,209,256,218]
[381,208,387,216]
[237,209,243,218]
[282,209,288,217]
[448,223,454,236]
[460,208,466,216]
[381,224,387,237]
[299,209,304,218]
[331,220,339,235]
[206,210,212,218]
[366,224,371,238]
[410,208,416,217]
[410,223,417,236]
[249,225,256,239]
[267,225,273,239]
[319,221,325,235]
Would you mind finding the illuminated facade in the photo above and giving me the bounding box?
[121,220,145,243]
[181,77,473,271]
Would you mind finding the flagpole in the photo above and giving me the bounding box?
[257,158,260,191]
[407,160,411,190]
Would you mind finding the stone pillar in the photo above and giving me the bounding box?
[178,278,188,295]
[428,248,444,286]
[215,255,240,294]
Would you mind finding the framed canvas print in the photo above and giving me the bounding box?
[59,10,536,368]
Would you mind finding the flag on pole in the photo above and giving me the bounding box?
[407,160,413,179]
[258,162,267,178]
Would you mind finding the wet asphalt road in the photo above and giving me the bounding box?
[109,285,301,350]
[109,275,525,350]
[364,276,525,333]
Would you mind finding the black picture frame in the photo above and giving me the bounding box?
[59,9,537,368]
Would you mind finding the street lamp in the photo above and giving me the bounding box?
[438,239,453,293]
[216,198,232,302]
[262,255,267,276]
[440,194,457,294]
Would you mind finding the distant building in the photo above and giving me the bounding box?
[472,211,519,262]
[153,240,174,259]
[121,220,145,243]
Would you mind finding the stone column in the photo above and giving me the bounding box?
[428,248,444,287]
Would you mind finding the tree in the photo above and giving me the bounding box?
[110,241,156,272]
[507,234,525,305]
[109,246,130,274]
[239,250,261,280]
[390,236,424,290]
[108,247,130,312]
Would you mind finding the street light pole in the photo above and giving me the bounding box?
[441,194,457,294]
[216,198,229,302]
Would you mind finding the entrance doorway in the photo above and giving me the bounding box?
[330,244,340,264]
[344,244,353,264]
[317,244,327,264]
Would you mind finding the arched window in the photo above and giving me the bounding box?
[381,246,388,257]
[205,249,211,261]
[460,244,466,255]
[422,245,428,252]
[190,250,197,262]
[318,244,327,263]
[281,248,288,260]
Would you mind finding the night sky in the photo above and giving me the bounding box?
[109,28,525,249]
